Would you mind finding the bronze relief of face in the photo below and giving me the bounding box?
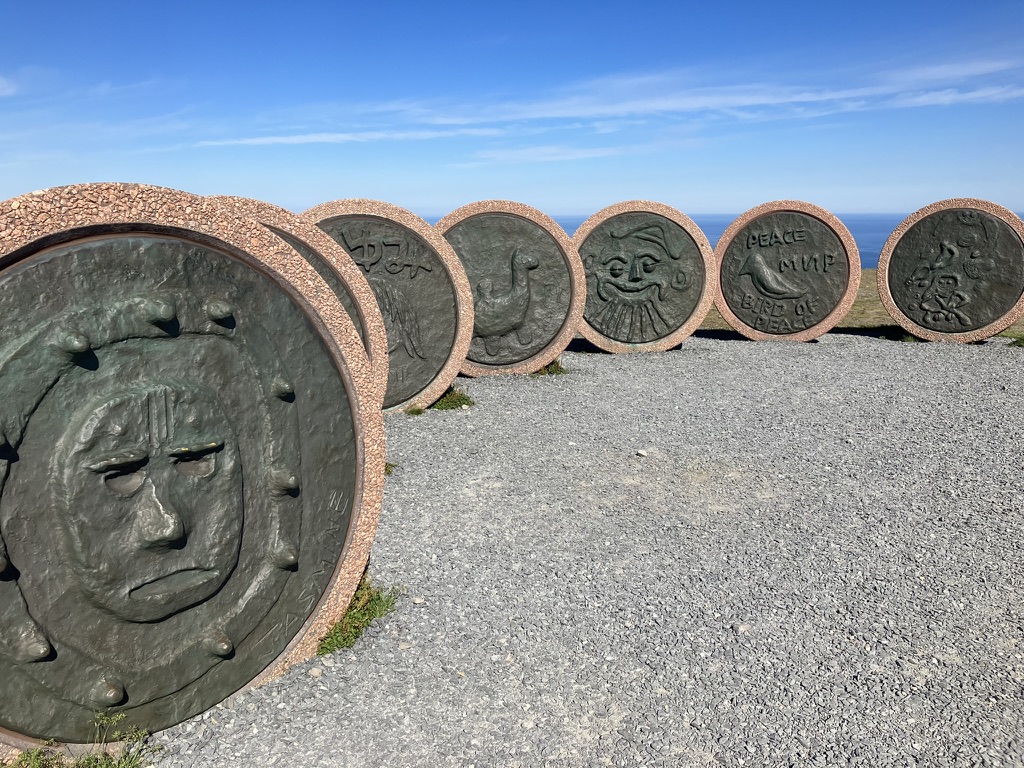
[53,381,243,623]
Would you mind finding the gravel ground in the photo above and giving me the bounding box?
[152,332,1024,767]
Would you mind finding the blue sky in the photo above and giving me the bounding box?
[2,0,1022,217]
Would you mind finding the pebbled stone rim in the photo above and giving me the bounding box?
[713,200,862,342]
[571,200,718,353]
[304,199,475,411]
[876,198,1024,343]
[208,195,390,410]
[0,182,384,752]
[436,200,586,376]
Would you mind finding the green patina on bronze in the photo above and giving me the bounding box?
[887,208,1024,333]
[443,213,572,366]
[267,225,369,351]
[721,211,850,335]
[317,216,458,409]
[580,212,705,344]
[0,234,357,743]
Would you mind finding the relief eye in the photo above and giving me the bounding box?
[608,264,624,277]
[642,261,656,273]
[103,460,147,496]
[173,452,216,478]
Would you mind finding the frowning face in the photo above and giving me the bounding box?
[54,382,243,623]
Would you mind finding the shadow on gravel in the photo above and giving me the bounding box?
[691,328,747,342]
[564,337,611,354]
[831,324,914,341]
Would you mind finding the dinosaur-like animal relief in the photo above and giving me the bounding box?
[473,249,540,356]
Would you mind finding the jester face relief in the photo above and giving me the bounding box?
[53,381,243,623]
[585,222,692,343]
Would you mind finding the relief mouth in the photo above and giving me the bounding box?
[602,280,659,296]
[129,568,217,600]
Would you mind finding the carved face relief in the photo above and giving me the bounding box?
[581,214,705,345]
[53,382,242,623]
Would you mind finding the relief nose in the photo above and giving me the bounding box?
[134,479,186,549]
[628,256,643,282]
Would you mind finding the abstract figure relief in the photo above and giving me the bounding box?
[901,212,995,327]
[473,248,540,355]
[885,205,1024,336]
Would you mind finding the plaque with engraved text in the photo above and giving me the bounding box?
[878,199,1024,342]
[0,185,383,748]
[574,202,716,353]
[307,200,473,411]
[437,201,585,376]
[716,201,860,341]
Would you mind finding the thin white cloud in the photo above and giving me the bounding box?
[198,127,503,147]
[0,76,15,97]
[889,86,1024,107]
[188,57,1024,152]
[472,145,625,163]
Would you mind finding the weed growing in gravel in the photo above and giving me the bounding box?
[318,575,398,655]
[1009,337,1024,347]
[384,462,397,476]
[0,714,159,768]
[531,358,568,377]
[405,405,425,416]
[430,387,474,410]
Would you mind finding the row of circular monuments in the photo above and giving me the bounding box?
[1,184,1022,750]
[308,196,1024,418]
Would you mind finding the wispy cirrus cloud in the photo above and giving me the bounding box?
[197,127,504,147]
[188,57,1024,161]
[0,76,16,97]
[468,144,628,164]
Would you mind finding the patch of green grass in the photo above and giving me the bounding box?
[531,358,568,377]
[384,462,397,476]
[430,387,475,410]
[318,574,398,656]
[1009,336,1024,347]
[900,333,922,343]
[1,714,159,768]
[404,405,424,416]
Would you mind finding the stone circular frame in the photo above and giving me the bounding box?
[436,200,586,376]
[209,196,390,409]
[877,198,1024,342]
[0,184,384,751]
[572,201,717,353]
[305,200,474,412]
[715,201,861,341]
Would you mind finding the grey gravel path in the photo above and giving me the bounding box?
[152,333,1024,767]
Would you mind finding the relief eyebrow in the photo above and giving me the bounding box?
[168,439,224,457]
[86,450,149,472]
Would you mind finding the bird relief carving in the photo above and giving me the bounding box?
[472,248,539,356]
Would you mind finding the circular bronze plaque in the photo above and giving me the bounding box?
[0,185,383,747]
[307,200,473,411]
[573,201,716,353]
[878,199,1024,342]
[437,201,585,376]
[209,196,390,409]
[716,201,860,341]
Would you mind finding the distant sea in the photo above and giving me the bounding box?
[553,213,910,270]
